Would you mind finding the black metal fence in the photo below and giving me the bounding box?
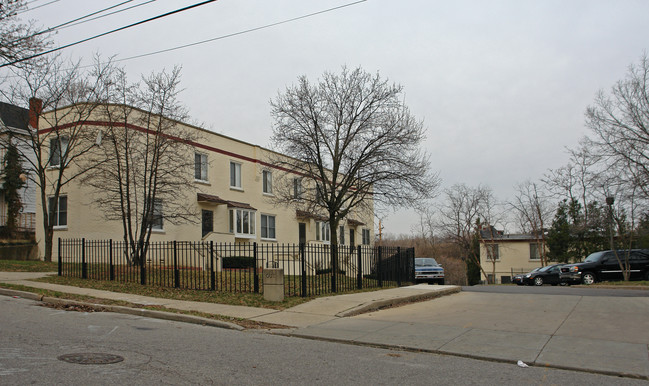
[57,238,415,297]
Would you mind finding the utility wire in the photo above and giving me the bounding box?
[57,0,157,31]
[114,0,367,64]
[15,0,60,15]
[1,0,218,68]
[10,0,139,45]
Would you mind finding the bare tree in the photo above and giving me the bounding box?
[509,180,554,266]
[0,0,51,67]
[83,66,199,265]
[436,184,495,283]
[585,54,649,201]
[270,66,439,291]
[1,55,114,261]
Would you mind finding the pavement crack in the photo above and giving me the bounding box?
[533,295,583,363]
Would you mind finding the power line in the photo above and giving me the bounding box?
[56,0,157,31]
[0,0,218,68]
[11,0,139,45]
[114,0,367,64]
[15,0,61,15]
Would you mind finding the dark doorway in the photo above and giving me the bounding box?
[299,223,306,245]
[349,229,355,247]
[202,209,213,237]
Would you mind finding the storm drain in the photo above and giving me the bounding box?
[57,353,124,365]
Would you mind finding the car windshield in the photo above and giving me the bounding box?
[415,258,439,267]
[584,251,607,263]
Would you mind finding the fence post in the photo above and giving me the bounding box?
[410,248,415,283]
[140,240,146,285]
[210,241,216,291]
[173,240,179,288]
[396,247,402,286]
[109,239,114,281]
[81,238,87,279]
[357,245,362,290]
[57,237,62,276]
[377,246,382,287]
[300,243,307,297]
[253,243,259,293]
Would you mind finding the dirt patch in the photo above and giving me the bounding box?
[39,300,290,330]
[42,302,107,313]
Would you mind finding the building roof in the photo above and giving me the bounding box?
[479,231,544,242]
[0,102,29,133]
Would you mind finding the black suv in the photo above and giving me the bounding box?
[560,249,649,285]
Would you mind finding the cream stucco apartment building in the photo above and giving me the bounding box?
[479,230,554,284]
[33,102,374,258]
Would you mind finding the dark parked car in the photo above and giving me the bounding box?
[415,257,445,285]
[512,267,540,285]
[560,249,649,285]
[520,264,565,286]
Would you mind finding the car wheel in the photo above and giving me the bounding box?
[559,282,568,286]
[582,272,596,285]
[534,277,543,286]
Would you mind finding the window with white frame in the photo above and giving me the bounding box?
[486,244,499,261]
[151,199,163,230]
[316,221,330,242]
[362,228,370,245]
[262,170,272,194]
[194,153,208,182]
[49,136,69,167]
[293,178,302,199]
[48,196,67,228]
[261,214,276,239]
[529,242,541,260]
[339,225,345,245]
[229,208,256,237]
[230,161,242,189]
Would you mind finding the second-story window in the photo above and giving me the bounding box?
[262,170,272,194]
[230,161,242,189]
[293,177,302,199]
[49,136,69,167]
[194,153,208,182]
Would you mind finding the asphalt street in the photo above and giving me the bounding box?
[1,295,645,386]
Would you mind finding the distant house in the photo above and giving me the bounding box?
[479,228,553,284]
[0,102,36,233]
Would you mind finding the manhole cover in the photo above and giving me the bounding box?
[57,353,124,365]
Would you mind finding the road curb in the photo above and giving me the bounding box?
[0,288,244,331]
[337,286,461,317]
[282,332,648,381]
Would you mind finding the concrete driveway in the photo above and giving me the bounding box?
[289,291,649,378]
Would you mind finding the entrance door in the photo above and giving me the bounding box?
[349,229,355,247]
[299,223,306,245]
[202,209,213,237]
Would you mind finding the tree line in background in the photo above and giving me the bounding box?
[382,54,649,284]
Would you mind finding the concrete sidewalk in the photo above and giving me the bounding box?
[0,271,459,328]
[1,271,648,380]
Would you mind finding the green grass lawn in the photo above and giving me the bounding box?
[0,260,57,272]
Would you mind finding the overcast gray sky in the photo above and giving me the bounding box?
[23,0,649,235]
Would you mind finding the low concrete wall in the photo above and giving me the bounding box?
[0,244,39,260]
